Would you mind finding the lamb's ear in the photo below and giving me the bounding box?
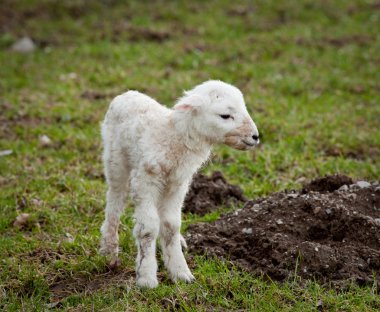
[174,103,200,116]
[174,104,194,112]
[174,94,203,114]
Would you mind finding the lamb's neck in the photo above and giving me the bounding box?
[169,111,212,155]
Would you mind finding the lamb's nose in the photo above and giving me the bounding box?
[252,134,259,141]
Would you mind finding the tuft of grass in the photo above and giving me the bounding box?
[1,0,379,310]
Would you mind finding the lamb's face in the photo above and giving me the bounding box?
[191,81,259,151]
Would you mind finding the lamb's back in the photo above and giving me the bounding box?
[102,91,173,163]
[105,91,169,125]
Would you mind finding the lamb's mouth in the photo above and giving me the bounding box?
[242,139,256,147]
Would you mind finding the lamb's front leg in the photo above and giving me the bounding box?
[159,184,194,283]
[133,195,160,288]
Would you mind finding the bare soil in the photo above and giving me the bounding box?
[187,174,380,288]
[183,171,247,215]
[49,268,134,301]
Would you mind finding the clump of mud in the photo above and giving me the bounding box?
[183,171,247,215]
[187,175,380,288]
[301,174,353,193]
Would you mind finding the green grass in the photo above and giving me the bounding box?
[1,0,380,311]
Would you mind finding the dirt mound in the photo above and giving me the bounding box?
[187,175,380,288]
[302,174,353,193]
[183,171,247,215]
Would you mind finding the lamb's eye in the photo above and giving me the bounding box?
[220,114,231,120]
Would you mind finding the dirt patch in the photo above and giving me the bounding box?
[49,267,134,301]
[372,2,380,10]
[0,1,88,34]
[183,171,247,215]
[187,175,380,288]
[80,90,113,101]
[301,174,353,193]
[21,248,76,264]
[226,5,255,17]
[4,247,134,302]
[324,146,380,161]
[127,26,171,43]
[296,35,373,49]
[348,2,380,14]
[0,102,51,140]
[109,21,171,43]
[324,35,372,48]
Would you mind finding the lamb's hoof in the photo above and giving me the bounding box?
[180,235,188,250]
[109,257,121,270]
[170,270,195,283]
[136,275,158,288]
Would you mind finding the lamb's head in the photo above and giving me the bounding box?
[174,80,259,150]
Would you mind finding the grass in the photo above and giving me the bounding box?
[1,0,379,311]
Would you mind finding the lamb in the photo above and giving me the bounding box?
[99,80,259,288]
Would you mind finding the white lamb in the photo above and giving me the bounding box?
[99,80,259,288]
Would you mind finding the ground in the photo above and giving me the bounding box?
[188,174,380,289]
[1,0,380,311]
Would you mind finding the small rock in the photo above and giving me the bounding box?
[67,72,77,79]
[31,198,43,206]
[296,177,306,184]
[65,232,74,243]
[313,206,321,214]
[242,228,252,234]
[325,208,332,215]
[375,186,380,192]
[233,209,242,216]
[59,72,78,81]
[315,247,319,252]
[44,46,52,53]
[349,183,356,189]
[338,185,348,192]
[252,204,260,212]
[11,37,36,53]
[13,213,30,228]
[356,181,370,189]
[317,299,323,311]
[276,219,284,225]
[0,150,12,157]
[45,301,62,309]
[39,135,52,147]
[288,193,298,199]
[0,286,5,301]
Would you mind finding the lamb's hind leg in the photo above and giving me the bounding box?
[159,183,194,283]
[99,155,128,264]
[99,187,127,263]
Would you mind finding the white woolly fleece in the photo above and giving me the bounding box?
[99,80,259,288]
